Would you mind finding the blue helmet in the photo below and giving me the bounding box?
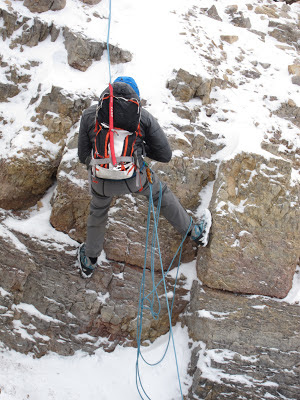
[113,76,140,98]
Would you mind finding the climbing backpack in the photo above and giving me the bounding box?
[91,82,142,181]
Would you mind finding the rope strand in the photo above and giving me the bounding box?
[136,179,192,399]
[107,0,112,83]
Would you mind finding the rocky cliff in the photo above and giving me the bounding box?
[0,1,299,399]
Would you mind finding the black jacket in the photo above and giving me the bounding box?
[78,104,172,167]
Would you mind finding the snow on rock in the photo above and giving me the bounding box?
[198,152,300,298]
[0,0,300,399]
[183,281,300,400]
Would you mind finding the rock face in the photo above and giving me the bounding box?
[183,281,300,400]
[0,148,61,210]
[49,135,91,241]
[0,87,91,210]
[49,129,220,270]
[0,228,189,356]
[23,0,66,13]
[197,153,300,298]
[0,8,59,47]
[0,9,131,70]
[1,1,300,399]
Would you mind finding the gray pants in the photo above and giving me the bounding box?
[85,170,192,258]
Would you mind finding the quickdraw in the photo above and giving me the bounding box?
[146,166,153,184]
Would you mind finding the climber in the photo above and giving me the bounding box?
[77,76,212,278]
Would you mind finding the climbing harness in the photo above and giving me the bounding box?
[136,168,192,400]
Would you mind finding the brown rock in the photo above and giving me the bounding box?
[220,35,239,44]
[36,85,91,127]
[0,87,91,210]
[288,64,300,75]
[197,153,300,298]
[167,69,213,104]
[50,147,91,240]
[255,5,279,18]
[0,148,61,210]
[23,0,66,13]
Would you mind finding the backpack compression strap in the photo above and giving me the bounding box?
[90,156,134,166]
[109,83,117,167]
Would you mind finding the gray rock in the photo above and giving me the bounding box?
[225,5,238,15]
[292,75,300,86]
[0,9,27,40]
[259,62,271,69]
[274,100,300,128]
[63,28,132,72]
[0,82,20,102]
[79,0,102,4]
[230,12,252,29]
[207,5,222,21]
[268,21,300,50]
[2,10,61,48]
[241,69,261,79]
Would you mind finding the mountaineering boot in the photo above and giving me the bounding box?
[77,243,98,278]
[190,209,212,247]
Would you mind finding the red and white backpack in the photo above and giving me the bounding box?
[91,83,142,180]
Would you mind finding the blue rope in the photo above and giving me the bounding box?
[107,0,112,83]
[136,180,192,400]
